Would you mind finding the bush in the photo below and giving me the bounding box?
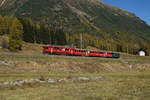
[1,36,9,49]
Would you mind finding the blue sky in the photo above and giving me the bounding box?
[100,0,150,25]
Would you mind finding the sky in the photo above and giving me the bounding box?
[100,0,150,25]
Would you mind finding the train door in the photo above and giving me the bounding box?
[50,46,53,55]
[86,50,89,56]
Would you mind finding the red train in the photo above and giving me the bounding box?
[43,45,120,58]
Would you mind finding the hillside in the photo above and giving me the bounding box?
[0,0,150,54]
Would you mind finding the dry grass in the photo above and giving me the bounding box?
[1,53,150,74]
[0,43,150,100]
[20,42,43,54]
[0,72,150,100]
[0,35,43,54]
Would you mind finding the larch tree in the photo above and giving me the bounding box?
[9,18,23,52]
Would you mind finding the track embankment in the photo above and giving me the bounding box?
[0,52,150,73]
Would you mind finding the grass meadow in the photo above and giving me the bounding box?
[0,53,150,100]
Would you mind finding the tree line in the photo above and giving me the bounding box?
[0,15,67,51]
[0,14,150,55]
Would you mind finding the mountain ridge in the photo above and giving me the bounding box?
[0,0,146,23]
[0,0,150,53]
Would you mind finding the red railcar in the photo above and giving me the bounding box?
[43,45,120,58]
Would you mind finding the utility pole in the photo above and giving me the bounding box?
[126,43,129,54]
[49,29,51,45]
[80,34,82,49]
[34,29,36,44]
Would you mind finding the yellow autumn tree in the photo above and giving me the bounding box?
[9,18,23,52]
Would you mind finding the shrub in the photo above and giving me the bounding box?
[1,36,9,49]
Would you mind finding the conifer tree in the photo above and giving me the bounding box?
[9,18,23,52]
[19,18,34,43]
[0,15,3,35]
[35,23,41,43]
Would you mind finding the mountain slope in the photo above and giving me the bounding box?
[0,0,150,48]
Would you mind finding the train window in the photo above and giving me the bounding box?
[108,53,112,55]
[44,47,49,49]
[58,48,61,50]
[99,52,104,54]
[54,47,63,51]
[104,52,107,55]
[90,51,93,53]
[54,47,57,50]
[65,48,69,51]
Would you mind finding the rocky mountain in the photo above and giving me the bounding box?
[0,0,150,45]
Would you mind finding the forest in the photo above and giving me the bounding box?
[0,14,150,55]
